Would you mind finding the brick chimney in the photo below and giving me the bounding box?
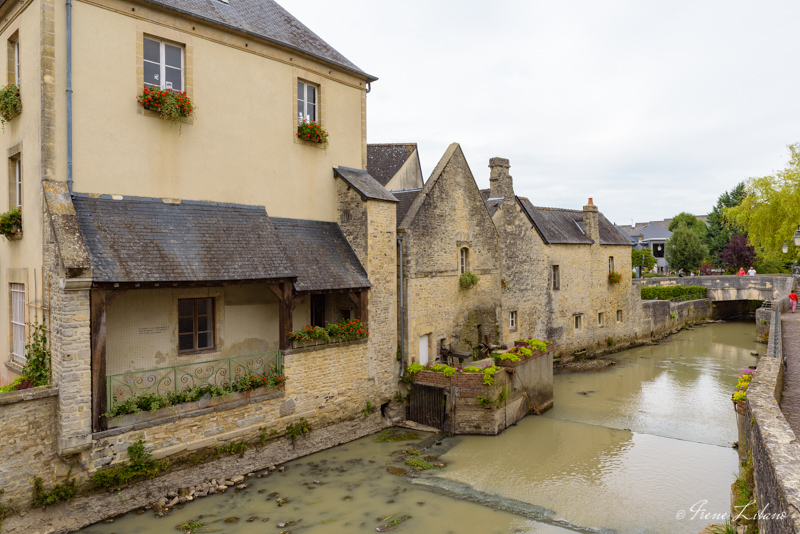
[583,197,599,244]
[488,158,514,199]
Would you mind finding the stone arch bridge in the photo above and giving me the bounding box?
[638,275,794,303]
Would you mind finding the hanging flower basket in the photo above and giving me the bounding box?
[0,84,21,131]
[0,207,21,240]
[297,118,329,149]
[137,87,194,131]
[608,271,622,284]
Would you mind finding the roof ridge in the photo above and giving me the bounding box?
[71,192,266,211]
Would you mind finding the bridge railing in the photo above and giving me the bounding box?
[668,293,707,303]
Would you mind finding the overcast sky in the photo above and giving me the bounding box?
[285,1,800,226]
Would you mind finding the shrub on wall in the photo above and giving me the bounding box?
[459,272,479,290]
[640,285,708,300]
[0,207,21,240]
[297,118,329,149]
[0,83,21,130]
[608,271,622,284]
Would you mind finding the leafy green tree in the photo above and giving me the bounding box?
[705,182,746,265]
[669,212,707,242]
[726,143,800,262]
[665,222,707,271]
[631,247,656,271]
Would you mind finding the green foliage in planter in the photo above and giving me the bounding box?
[296,119,329,149]
[137,87,194,130]
[24,322,50,387]
[286,418,311,441]
[640,285,708,300]
[608,271,622,284]
[0,207,21,240]
[0,84,21,130]
[90,437,166,490]
[325,318,369,341]
[459,272,479,290]
[32,467,77,508]
[105,367,284,418]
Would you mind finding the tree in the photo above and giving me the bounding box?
[631,247,656,271]
[705,182,746,265]
[726,143,800,262]
[669,212,707,242]
[665,222,707,271]
[718,234,756,273]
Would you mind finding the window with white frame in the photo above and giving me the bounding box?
[9,154,20,209]
[460,248,469,274]
[509,311,517,329]
[297,80,318,122]
[10,283,25,363]
[7,31,19,86]
[143,37,184,91]
[608,256,615,273]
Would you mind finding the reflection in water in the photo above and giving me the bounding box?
[77,322,762,534]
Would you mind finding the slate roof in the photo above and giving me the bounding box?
[479,188,505,217]
[72,194,295,283]
[627,223,673,241]
[392,189,421,228]
[366,144,417,187]
[334,167,398,203]
[271,218,370,291]
[141,0,376,81]
[517,198,632,246]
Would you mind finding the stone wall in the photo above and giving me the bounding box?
[0,387,66,514]
[744,311,800,533]
[400,144,501,363]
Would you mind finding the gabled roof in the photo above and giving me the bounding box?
[392,189,421,228]
[366,144,418,187]
[334,167,398,203]
[142,0,376,81]
[271,218,370,291]
[517,198,632,246]
[628,223,673,241]
[72,194,295,283]
[479,188,505,217]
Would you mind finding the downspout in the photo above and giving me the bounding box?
[66,0,73,193]
[397,233,405,377]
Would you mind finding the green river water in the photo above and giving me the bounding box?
[78,320,762,534]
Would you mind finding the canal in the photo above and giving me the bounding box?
[78,320,762,534]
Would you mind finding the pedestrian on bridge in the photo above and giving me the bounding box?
[790,291,798,313]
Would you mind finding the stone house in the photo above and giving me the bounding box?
[625,223,672,274]
[0,0,400,526]
[484,158,636,356]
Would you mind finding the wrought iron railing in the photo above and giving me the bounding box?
[106,351,282,411]
[669,293,707,303]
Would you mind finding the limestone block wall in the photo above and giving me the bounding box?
[744,313,800,533]
[364,200,398,401]
[336,179,368,267]
[0,387,66,513]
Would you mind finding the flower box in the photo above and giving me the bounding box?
[105,385,282,429]
[495,349,548,368]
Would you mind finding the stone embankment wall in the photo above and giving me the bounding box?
[744,310,800,533]
[0,340,391,534]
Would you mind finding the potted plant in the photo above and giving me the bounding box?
[0,207,21,240]
[0,83,21,131]
[137,87,194,131]
[608,271,622,284]
[297,118,329,149]
[287,325,329,348]
[459,272,479,290]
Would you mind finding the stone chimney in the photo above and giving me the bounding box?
[488,158,514,199]
[583,197,600,244]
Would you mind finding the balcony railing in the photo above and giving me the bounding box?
[106,351,281,411]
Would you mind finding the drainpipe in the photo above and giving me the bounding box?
[397,234,405,377]
[66,0,73,193]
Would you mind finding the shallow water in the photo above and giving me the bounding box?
[78,321,762,534]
